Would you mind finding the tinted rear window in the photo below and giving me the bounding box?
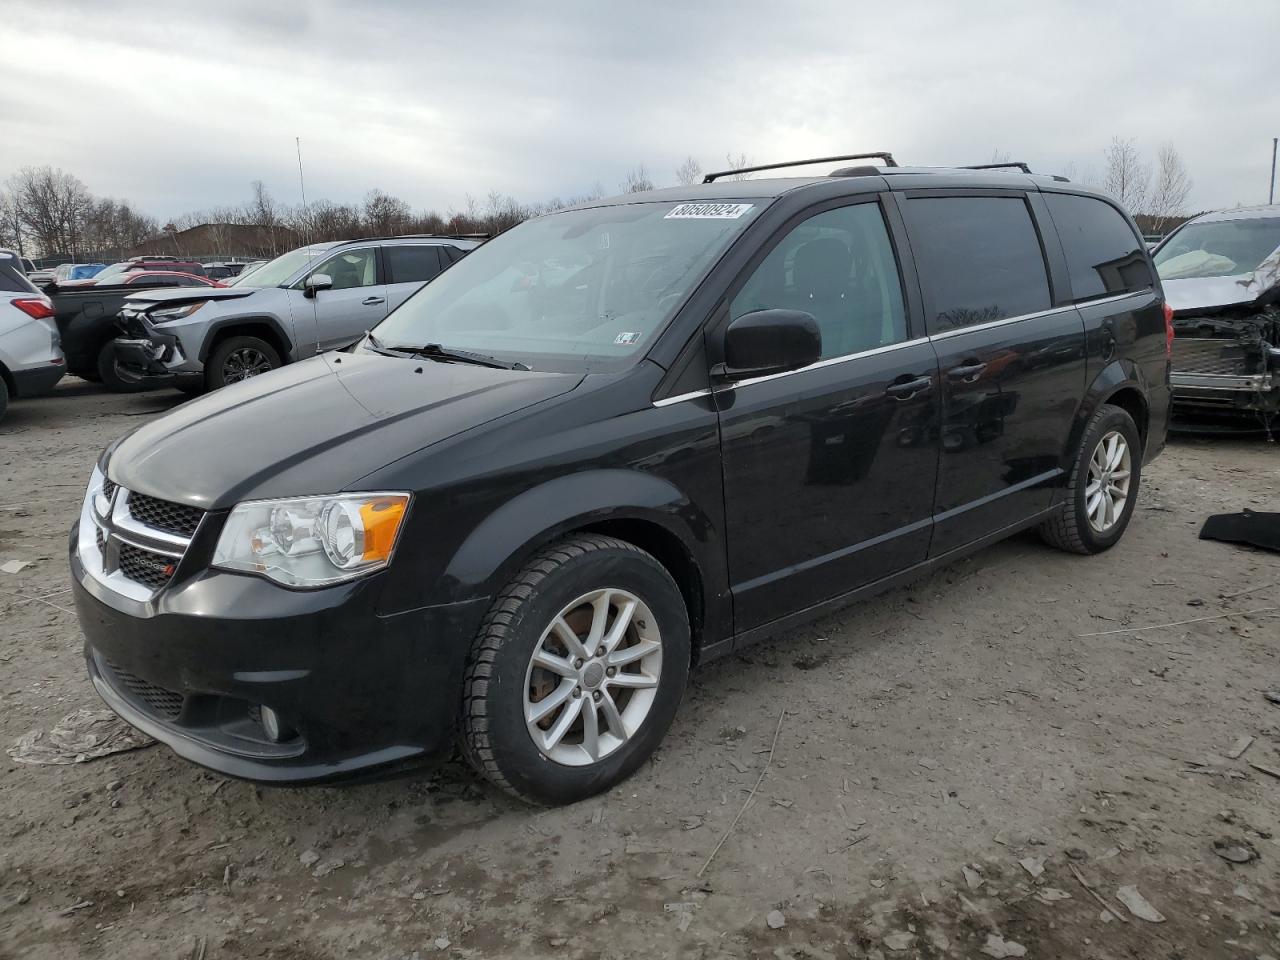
[902,196,1051,333]
[385,245,444,284]
[0,262,36,293]
[1046,193,1151,301]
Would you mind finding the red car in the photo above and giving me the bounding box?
[93,271,225,289]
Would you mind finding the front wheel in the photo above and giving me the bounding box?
[205,336,281,391]
[461,535,690,805]
[1040,403,1143,554]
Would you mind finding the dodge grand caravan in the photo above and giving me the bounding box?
[71,154,1171,804]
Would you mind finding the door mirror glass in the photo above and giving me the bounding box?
[303,273,333,298]
[720,309,821,379]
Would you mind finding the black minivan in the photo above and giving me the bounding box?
[71,155,1171,804]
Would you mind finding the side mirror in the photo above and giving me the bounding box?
[303,273,333,299]
[717,309,821,380]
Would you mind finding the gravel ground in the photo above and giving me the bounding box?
[1,378,1278,960]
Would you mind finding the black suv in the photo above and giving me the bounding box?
[71,154,1171,803]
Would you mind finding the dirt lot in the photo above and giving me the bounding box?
[0,379,1277,960]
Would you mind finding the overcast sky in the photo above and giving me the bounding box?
[2,0,1277,220]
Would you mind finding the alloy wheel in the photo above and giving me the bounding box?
[523,588,663,767]
[223,347,273,383]
[1085,429,1132,533]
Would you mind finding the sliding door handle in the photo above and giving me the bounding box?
[947,362,987,382]
[885,375,932,400]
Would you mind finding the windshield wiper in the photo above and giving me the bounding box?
[410,343,520,370]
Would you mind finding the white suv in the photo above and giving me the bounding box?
[0,249,65,423]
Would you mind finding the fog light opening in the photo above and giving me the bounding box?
[259,706,296,743]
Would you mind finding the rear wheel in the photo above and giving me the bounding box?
[96,341,151,393]
[1040,403,1142,554]
[204,336,281,391]
[0,376,8,423]
[461,535,690,805]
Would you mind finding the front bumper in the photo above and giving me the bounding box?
[113,309,204,384]
[71,520,490,783]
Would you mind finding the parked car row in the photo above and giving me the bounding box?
[69,157,1173,803]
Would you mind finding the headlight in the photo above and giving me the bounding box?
[149,301,207,322]
[212,492,410,587]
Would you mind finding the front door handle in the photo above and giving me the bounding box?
[885,375,932,400]
[947,362,987,382]
[362,296,385,306]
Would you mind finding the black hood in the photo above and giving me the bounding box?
[108,353,583,508]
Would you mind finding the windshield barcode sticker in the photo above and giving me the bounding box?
[665,202,754,220]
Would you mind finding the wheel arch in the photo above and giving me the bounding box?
[199,316,293,365]
[1065,359,1152,471]
[439,469,725,659]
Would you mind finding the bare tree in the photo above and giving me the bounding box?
[722,152,755,181]
[0,191,21,253]
[248,180,283,254]
[1103,137,1151,216]
[5,166,95,257]
[675,156,703,186]
[1147,144,1193,233]
[990,149,1012,164]
[363,189,411,236]
[620,165,655,194]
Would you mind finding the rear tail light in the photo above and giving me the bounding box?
[11,296,54,320]
[1162,302,1175,358]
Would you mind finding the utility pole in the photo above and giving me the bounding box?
[1271,137,1277,206]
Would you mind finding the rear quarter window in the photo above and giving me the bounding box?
[0,262,37,293]
[901,195,1052,333]
[1045,193,1151,301]
[385,245,444,284]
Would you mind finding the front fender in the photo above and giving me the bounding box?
[442,468,718,602]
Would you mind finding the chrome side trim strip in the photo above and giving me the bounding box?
[720,337,932,391]
[927,304,1077,341]
[652,388,712,408]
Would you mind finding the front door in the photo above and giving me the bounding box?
[287,246,388,352]
[896,192,1087,555]
[714,198,940,632]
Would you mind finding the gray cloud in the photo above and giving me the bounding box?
[3,0,1276,219]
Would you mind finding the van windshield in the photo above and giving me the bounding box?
[1154,217,1280,280]
[370,201,760,371]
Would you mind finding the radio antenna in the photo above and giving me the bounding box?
[296,136,322,355]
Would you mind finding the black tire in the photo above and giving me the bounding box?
[96,341,151,393]
[204,336,281,391]
[0,375,8,424]
[461,535,690,805]
[1040,403,1143,555]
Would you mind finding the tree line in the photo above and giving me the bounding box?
[1,142,1194,262]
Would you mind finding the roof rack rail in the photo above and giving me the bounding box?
[702,152,897,183]
[960,162,1033,174]
[337,233,492,244]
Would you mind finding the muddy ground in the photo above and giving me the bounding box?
[1,379,1277,960]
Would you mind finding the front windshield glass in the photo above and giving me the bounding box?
[1155,217,1280,280]
[232,245,335,288]
[370,200,761,369]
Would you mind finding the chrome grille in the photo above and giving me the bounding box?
[1172,338,1247,376]
[118,542,177,589]
[126,493,204,538]
[81,475,197,599]
[105,659,184,720]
